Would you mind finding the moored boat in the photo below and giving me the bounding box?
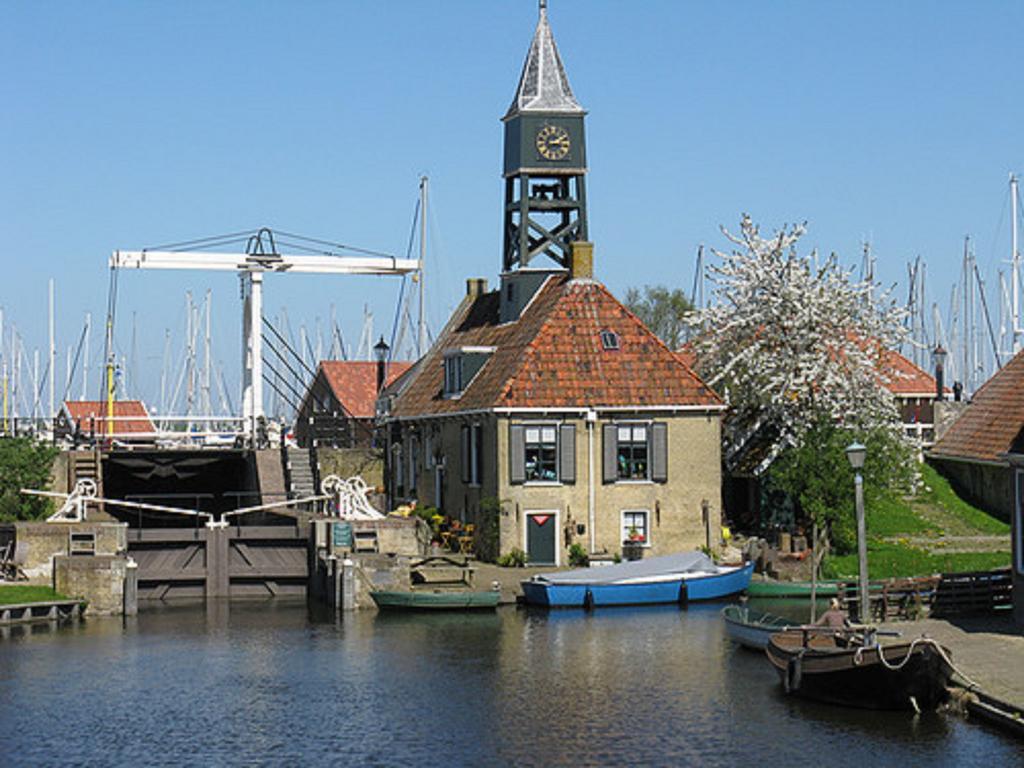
[765,629,954,711]
[746,579,840,598]
[370,589,500,611]
[370,555,500,611]
[721,605,797,650]
[521,552,754,608]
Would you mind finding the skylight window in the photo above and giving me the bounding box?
[600,330,620,351]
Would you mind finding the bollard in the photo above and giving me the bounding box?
[327,555,339,610]
[342,557,356,612]
[123,557,138,617]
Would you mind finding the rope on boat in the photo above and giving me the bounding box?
[862,637,982,691]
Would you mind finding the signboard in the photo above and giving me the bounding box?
[333,522,353,549]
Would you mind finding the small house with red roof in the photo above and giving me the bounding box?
[381,266,726,564]
[879,347,947,445]
[928,350,1024,626]
[679,342,946,446]
[294,360,412,448]
[56,400,156,445]
[377,5,727,564]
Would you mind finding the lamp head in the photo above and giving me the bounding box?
[845,442,867,470]
[373,336,390,364]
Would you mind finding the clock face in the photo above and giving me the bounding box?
[536,124,571,161]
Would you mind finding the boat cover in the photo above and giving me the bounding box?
[532,551,718,585]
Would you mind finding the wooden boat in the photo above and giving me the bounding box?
[370,555,500,612]
[521,552,754,608]
[765,628,954,711]
[370,589,500,611]
[746,579,840,598]
[721,605,797,650]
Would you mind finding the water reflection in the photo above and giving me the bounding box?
[0,600,1020,767]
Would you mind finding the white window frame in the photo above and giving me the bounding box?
[524,423,560,485]
[615,422,651,483]
[621,509,651,548]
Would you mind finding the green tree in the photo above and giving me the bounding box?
[766,419,915,554]
[624,285,693,349]
[0,438,60,521]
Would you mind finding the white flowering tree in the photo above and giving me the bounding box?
[687,215,910,478]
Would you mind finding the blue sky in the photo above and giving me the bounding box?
[3,1,1024,413]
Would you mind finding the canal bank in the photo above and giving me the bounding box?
[879,613,1024,733]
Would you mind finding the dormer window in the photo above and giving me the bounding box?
[443,346,496,398]
[600,330,620,351]
[444,356,463,396]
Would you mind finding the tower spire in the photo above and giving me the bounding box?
[505,0,583,118]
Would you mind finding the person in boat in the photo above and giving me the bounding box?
[815,598,848,629]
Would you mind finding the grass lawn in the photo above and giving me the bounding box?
[0,585,69,605]
[822,543,1009,579]
[916,463,1010,535]
[865,489,937,537]
[822,463,1010,579]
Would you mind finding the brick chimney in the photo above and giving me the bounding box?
[466,278,489,297]
[570,241,594,279]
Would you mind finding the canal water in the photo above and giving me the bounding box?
[0,600,1020,767]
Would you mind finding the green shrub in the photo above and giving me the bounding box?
[767,420,916,555]
[568,543,589,567]
[0,437,59,521]
[497,548,528,568]
[474,497,506,563]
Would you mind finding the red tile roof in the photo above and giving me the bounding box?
[319,361,413,419]
[930,349,1024,464]
[64,400,155,434]
[676,340,942,397]
[879,347,942,397]
[389,274,722,418]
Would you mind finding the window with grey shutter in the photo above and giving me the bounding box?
[602,423,618,484]
[460,425,470,483]
[651,422,668,483]
[470,424,483,485]
[509,424,526,484]
[559,424,576,484]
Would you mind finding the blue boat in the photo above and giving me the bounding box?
[520,552,754,608]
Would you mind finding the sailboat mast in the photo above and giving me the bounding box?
[418,175,428,359]
[82,312,90,401]
[48,278,55,423]
[1011,173,1020,354]
[204,290,212,417]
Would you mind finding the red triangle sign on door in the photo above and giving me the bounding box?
[531,514,552,527]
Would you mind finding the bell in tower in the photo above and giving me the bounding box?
[502,0,588,272]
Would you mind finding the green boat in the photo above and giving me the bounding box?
[370,555,500,611]
[370,589,500,611]
[746,579,841,598]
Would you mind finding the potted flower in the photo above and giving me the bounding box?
[622,528,645,561]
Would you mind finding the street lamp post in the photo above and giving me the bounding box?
[374,336,390,394]
[845,442,869,622]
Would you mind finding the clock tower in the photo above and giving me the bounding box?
[503,0,588,272]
